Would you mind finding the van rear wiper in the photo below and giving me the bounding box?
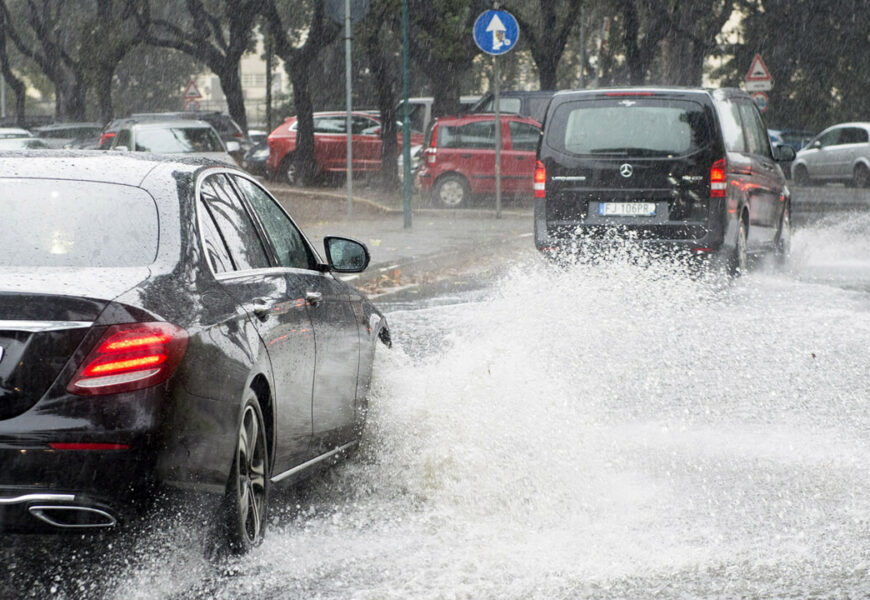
[588,147,669,157]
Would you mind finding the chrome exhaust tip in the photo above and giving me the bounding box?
[28,505,118,529]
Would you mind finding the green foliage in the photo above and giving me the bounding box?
[729,0,870,131]
[112,46,204,115]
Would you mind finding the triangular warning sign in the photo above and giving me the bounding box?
[745,54,771,81]
[183,80,202,99]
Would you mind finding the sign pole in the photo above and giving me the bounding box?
[401,0,412,228]
[473,6,517,220]
[345,0,353,219]
[494,54,501,219]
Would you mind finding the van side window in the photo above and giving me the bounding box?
[715,99,745,153]
[737,101,771,158]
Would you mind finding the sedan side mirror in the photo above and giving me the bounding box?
[323,236,370,273]
[810,140,822,150]
[775,145,796,162]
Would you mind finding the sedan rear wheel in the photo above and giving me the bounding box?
[223,391,269,554]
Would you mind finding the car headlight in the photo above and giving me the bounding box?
[253,148,270,160]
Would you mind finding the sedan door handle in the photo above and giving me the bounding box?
[250,297,271,321]
[305,291,323,306]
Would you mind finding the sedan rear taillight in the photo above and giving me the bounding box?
[67,322,188,396]
[534,160,546,198]
[710,158,727,198]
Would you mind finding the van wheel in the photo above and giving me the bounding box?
[730,218,749,276]
[221,390,269,554]
[793,164,811,186]
[433,174,470,208]
[853,164,870,188]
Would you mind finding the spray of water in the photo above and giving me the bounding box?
[6,215,870,599]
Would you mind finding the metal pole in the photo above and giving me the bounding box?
[578,8,585,88]
[1,74,6,119]
[494,54,502,219]
[265,32,273,133]
[345,0,353,218]
[401,0,412,228]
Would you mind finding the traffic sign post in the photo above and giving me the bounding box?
[751,91,769,113]
[745,53,772,92]
[474,7,519,219]
[182,79,202,111]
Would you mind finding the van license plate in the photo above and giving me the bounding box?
[598,202,656,217]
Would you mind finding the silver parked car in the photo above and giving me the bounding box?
[110,120,239,165]
[791,122,870,187]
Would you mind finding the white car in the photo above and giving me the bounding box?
[0,127,32,139]
[791,122,870,187]
[110,120,238,165]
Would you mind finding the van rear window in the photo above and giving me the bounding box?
[547,98,712,157]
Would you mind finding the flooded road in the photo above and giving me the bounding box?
[4,210,870,599]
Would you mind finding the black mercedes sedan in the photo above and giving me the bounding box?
[0,152,390,552]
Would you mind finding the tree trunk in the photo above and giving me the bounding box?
[216,64,248,134]
[289,61,317,184]
[57,72,86,121]
[537,54,558,90]
[95,64,115,123]
[365,20,399,191]
[431,65,463,117]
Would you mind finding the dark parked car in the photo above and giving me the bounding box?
[470,90,556,124]
[535,87,795,273]
[101,112,250,162]
[33,122,103,149]
[0,152,389,552]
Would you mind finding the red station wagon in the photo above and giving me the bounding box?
[266,111,423,185]
[416,114,541,207]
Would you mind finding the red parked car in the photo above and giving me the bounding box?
[416,114,541,207]
[267,111,423,185]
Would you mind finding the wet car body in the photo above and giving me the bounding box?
[0,153,389,541]
[535,87,795,269]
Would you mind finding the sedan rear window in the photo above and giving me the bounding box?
[134,127,224,153]
[0,180,158,267]
[547,98,712,157]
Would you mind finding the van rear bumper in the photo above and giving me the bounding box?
[534,198,726,253]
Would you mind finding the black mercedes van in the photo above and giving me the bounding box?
[534,87,796,272]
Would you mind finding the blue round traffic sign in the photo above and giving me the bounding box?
[473,10,520,56]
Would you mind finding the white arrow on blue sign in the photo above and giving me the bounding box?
[473,10,520,56]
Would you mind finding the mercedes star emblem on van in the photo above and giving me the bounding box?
[620,163,633,178]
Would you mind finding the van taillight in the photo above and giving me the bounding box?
[67,322,188,396]
[534,161,546,198]
[710,158,726,198]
